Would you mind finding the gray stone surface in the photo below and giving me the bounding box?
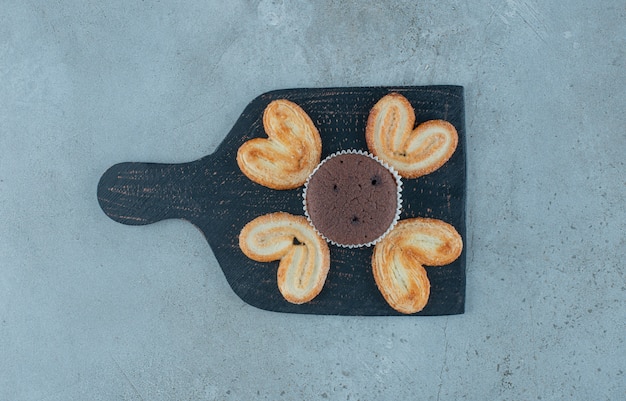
[1,1,624,400]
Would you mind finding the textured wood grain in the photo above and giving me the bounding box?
[97,86,466,316]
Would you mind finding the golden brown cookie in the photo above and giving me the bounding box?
[366,93,458,178]
[237,99,322,190]
[372,218,463,314]
[239,212,330,304]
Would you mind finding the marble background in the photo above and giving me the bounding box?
[1,1,624,400]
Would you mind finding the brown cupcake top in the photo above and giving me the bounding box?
[304,151,401,247]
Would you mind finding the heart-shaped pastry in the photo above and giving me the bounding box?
[372,218,463,314]
[239,212,330,304]
[237,99,322,190]
[366,93,458,178]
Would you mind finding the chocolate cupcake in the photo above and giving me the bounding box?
[303,150,402,248]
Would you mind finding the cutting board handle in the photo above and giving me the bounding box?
[97,159,210,225]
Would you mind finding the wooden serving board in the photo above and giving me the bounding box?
[97,86,466,316]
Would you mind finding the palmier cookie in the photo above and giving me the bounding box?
[237,99,322,190]
[239,212,330,304]
[366,93,458,178]
[372,218,463,314]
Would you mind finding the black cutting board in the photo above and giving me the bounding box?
[97,86,466,316]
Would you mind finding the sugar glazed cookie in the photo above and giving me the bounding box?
[366,93,458,179]
[237,99,322,190]
[372,218,463,314]
[239,212,330,304]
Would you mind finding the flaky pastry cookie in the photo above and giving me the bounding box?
[366,93,458,178]
[372,218,463,314]
[237,99,322,190]
[239,212,330,304]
